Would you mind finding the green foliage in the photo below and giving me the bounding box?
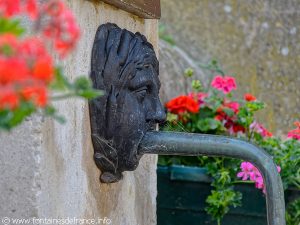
[0,102,35,130]
[0,67,102,131]
[286,199,300,225]
[159,59,300,224]
[192,80,203,92]
[73,77,103,99]
[260,138,300,190]
[51,67,102,100]
[206,189,242,225]
[184,68,194,77]
[0,18,25,36]
[197,118,222,132]
[199,59,225,76]
[159,24,175,45]
[43,105,66,124]
[0,15,102,131]
[47,68,102,125]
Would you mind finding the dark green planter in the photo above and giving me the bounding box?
[157,165,298,225]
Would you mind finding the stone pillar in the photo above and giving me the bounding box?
[0,1,159,225]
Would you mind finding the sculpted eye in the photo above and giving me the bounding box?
[136,64,150,70]
[135,86,148,100]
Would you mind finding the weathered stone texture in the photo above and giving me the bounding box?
[0,1,158,225]
[160,0,300,134]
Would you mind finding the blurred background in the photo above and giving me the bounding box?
[159,0,300,135]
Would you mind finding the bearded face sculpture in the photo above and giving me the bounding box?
[89,23,166,183]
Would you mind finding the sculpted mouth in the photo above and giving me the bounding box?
[146,121,157,131]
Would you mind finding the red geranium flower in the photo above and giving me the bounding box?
[250,122,272,137]
[0,0,20,17]
[21,84,48,107]
[244,93,256,102]
[0,0,37,19]
[24,0,38,19]
[224,100,239,113]
[287,121,300,140]
[0,86,19,109]
[188,92,207,106]
[215,100,245,134]
[0,57,30,85]
[32,56,54,83]
[42,1,80,57]
[166,95,199,114]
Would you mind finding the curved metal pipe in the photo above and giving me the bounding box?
[138,131,285,225]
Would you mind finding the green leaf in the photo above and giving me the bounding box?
[0,102,36,130]
[223,107,234,117]
[0,44,14,56]
[0,18,25,36]
[43,105,66,124]
[184,68,194,77]
[211,59,218,66]
[0,110,13,130]
[159,24,175,45]
[50,67,70,91]
[197,118,221,132]
[191,79,202,91]
[74,77,91,90]
[157,156,168,166]
[11,102,35,126]
[198,107,215,119]
[76,89,103,99]
[73,77,103,99]
[246,101,265,112]
[205,188,242,222]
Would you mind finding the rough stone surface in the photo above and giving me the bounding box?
[159,41,207,104]
[0,1,158,225]
[160,0,300,135]
[0,117,43,219]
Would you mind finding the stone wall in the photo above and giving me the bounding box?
[0,1,158,225]
[159,0,300,135]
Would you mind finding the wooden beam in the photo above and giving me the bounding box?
[101,0,160,19]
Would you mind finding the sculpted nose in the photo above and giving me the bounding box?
[146,99,166,124]
[153,105,166,123]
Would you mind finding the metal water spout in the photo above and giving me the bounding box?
[89,23,286,225]
[139,131,285,225]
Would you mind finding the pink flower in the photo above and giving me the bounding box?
[277,166,281,173]
[237,162,281,194]
[255,176,265,193]
[250,122,272,137]
[237,162,255,180]
[188,92,207,106]
[211,75,237,94]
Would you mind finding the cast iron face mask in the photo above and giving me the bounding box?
[89,23,166,183]
[88,23,286,225]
